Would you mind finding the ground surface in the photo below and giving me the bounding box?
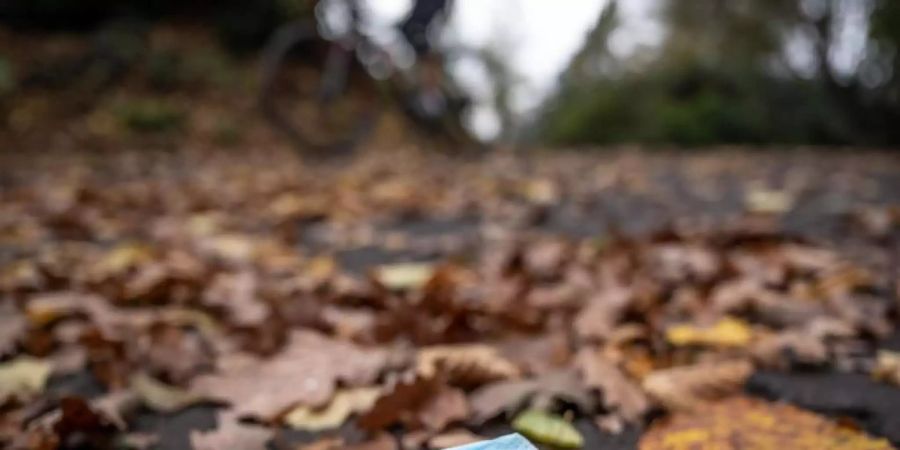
[1,147,899,450]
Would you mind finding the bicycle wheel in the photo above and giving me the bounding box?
[259,21,381,154]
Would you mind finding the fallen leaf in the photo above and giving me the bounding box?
[751,330,828,368]
[468,370,594,425]
[872,350,900,387]
[132,372,207,413]
[91,389,140,429]
[642,360,753,412]
[639,396,892,450]
[202,271,270,328]
[52,396,120,449]
[417,385,469,432]
[0,356,51,403]
[575,348,648,423]
[358,376,462,432]
[0,311,26,357]
[498,332,571,376]
[284,387,381,431]
[372,262,435,291]
[190,411,272,450]
[428,429,484,448]
[745,188,793,214]
[417,344,521,388]
[512,410,584,449]
[665,317,753,348]
[575,285,632,342]
[192,330,388,418]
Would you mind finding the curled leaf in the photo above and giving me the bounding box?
[132,372,206,413]
[284,387,381,431]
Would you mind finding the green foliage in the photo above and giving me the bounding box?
[116,99,186,134]
[538,0,900,147]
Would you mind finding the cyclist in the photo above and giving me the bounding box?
[397,0,455,123]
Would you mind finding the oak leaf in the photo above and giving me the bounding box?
[642,360,753,412]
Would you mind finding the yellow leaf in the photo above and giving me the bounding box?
[373,262,434,290]
[284,387,381,431]
[512,409,584,449]
[745,188,793,214]
[95,243,153,277]
[132,373,205,413]
[666,317,753,348]
[0,356,51,402]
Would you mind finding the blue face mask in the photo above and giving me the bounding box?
[445,434,537,450]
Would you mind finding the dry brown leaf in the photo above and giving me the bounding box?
[192,330,388,419]
[202,271,270,328]
[357,376,445,432]
[497,332,571,376]
[751,330,828,369]
[642,360,753,412]
[416,344,521,388]
[0,311,26,357]
[428,429,484,448]
[575,348,648,423]
[417,385,469,432]
[467,370,594,425]
[639,396,892,450]
[51,396,121,449]
[575,285,632,342]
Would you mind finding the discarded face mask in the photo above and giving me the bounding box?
[446,433,537,450]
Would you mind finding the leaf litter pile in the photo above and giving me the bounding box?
[1,149,899,449]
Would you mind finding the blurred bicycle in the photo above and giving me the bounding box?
[259,0,479,154]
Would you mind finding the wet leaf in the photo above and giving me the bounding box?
[512,410,584,449]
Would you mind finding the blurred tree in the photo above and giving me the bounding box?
[538,0,900,147]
